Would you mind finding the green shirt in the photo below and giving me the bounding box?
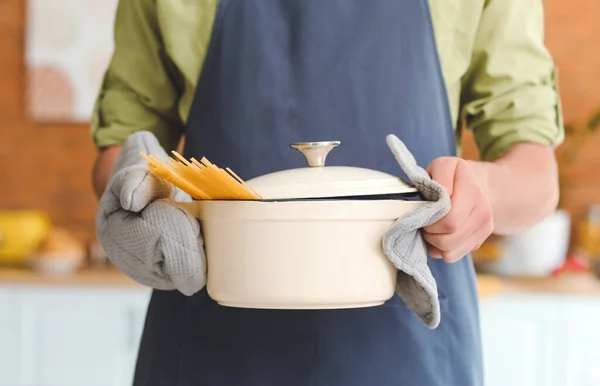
[91,0,564,161]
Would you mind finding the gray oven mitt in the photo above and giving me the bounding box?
[95,131,206,296]
[382,134,451,329]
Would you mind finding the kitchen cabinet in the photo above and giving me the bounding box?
[480,293,600,386]
[480,295,559,386]
[560,296,600,386]
[0,284,151,386]
[2,279,600,386]
[0,289,21,386]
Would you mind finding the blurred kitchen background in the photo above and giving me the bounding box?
[1,0,600,385]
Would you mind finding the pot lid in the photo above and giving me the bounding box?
[246,141,418,200]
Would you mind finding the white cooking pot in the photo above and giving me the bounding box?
[178,141,427,309]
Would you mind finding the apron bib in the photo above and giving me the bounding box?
[133,1,483,385]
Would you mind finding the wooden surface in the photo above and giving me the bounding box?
[475,274,504,298]
[0,267,140,287]
[477,273,600,296]
[498,272,600,295]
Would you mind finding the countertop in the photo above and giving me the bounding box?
[478,272,600,296]
[1,267,600,297]
[0,267,140,287]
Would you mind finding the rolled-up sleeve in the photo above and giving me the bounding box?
[459,0,565,161]
[90,0,183,152]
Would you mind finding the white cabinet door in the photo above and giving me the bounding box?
[559,296,600,386]
[6,284,596,386]
[17,287,150,386]
[479,295,558,386]
[0,288,21,386]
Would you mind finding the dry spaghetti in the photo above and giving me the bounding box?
[141,151,262,200]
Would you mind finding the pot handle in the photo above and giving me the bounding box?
[290,141,341,167]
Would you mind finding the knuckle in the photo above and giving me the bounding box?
[477,204,493,224]
[440,217,461,234]
[440,237,460,252]
[455,157,469,168]
[428,157,454,174]
[423,234,441,250]
[429,157,444,168]
[429,157,445,169]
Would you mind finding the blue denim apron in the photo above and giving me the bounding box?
[133,0,483,385]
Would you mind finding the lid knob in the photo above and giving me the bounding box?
[290,141,341,167]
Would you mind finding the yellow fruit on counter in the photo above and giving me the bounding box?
[0,210,52,263]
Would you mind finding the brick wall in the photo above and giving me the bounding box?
[0,0,98,244]
[0,0,599,247]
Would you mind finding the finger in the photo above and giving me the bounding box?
[113,165,173,213]
[423,195,475,235]
[440,215,494,263]
[423,200,488,251]
[427,244,443,259]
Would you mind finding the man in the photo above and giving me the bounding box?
[91,0,564,385]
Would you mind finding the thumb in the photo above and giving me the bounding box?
[110,165,173,213]
[427,157,458,198]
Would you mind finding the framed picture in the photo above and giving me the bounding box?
[25,0,119,123]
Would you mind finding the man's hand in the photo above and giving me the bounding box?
[94,131,207,295]
[423,142,559,263]
[423,158,494,263]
